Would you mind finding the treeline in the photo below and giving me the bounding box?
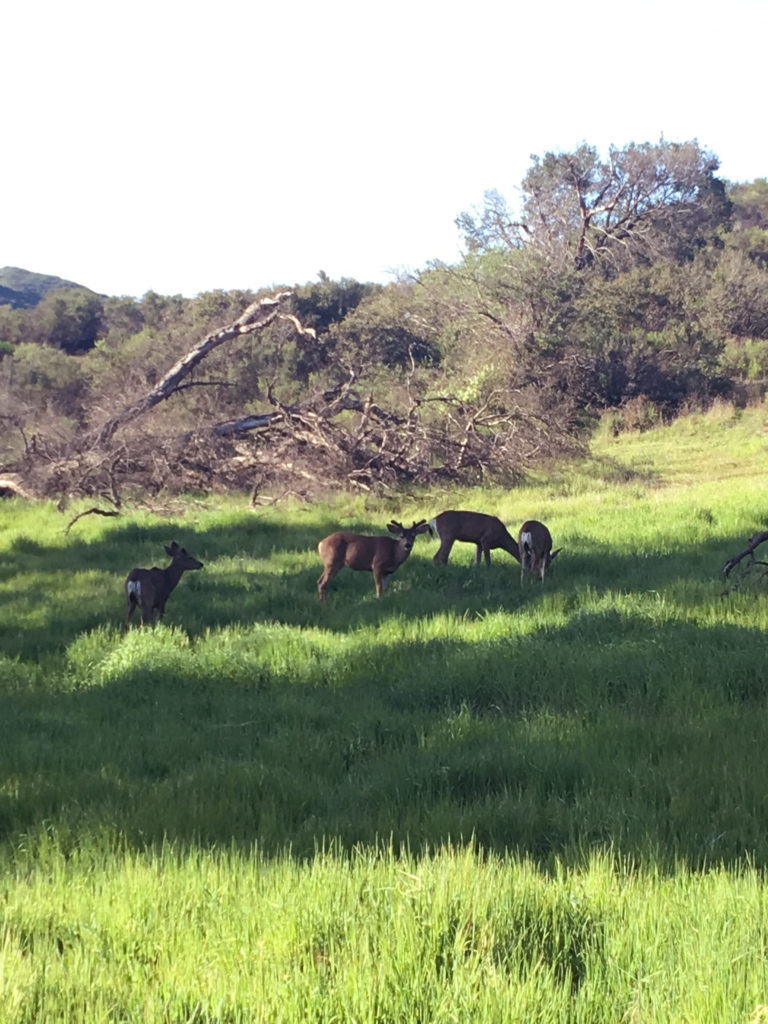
[1,139,767,499]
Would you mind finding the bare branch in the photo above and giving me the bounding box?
[64,507,121,535]
[91,292,298,445]
[723,531,768,579]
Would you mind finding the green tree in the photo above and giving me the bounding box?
[458,140,729,271]
[294,273,380,335]
[100,296,146,345]
[727,178,768,265]
[27,288,104,353]
[331,280,441,370]
[0,304,23,348]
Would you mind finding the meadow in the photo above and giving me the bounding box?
[1,401,768,1022]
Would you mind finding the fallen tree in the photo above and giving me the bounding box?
[92,292,309,444]
[1,292,585,504]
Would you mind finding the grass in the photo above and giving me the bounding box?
[1,400,768,1021]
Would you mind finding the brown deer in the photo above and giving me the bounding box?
[518,521,560,583]
[428,510,521,566]
[317,520,429,603]
[125,542,204,627]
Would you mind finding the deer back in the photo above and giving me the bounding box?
[430,510,520,557]
[318,532,398,571]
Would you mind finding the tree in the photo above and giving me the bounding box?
[331,281,441,370]
[28,288,104,353]
[727,178,768,266]
[459,140,729,271]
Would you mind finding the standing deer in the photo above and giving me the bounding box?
[518,521,560,583]
[125,541,204,627]
[317,520,429,603]
[428,510,521,566]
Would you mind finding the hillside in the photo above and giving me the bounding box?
[0,265,95,308]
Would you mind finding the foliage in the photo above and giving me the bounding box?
[458,139,728,269]
[25,288,104,353]
[2,139,768,498]
[293,271,381,335]
[728,176,768,264]
[330,279,441,368]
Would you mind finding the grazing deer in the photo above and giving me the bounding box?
[125,542,204,627]
[518,521,560,583]
[317,520,429,603]
[428,510,521,566]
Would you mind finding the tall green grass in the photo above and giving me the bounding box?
[1,400,768,1021]
[4,843,768,1024]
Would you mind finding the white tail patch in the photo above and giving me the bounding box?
[127,580,142,602]
[428,517,441,543]
[520,531,532,550]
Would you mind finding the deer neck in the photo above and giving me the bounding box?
[163,560,185,589]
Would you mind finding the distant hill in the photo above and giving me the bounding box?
[0,267,97,309]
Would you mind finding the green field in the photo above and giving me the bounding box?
[2,401,768,1022]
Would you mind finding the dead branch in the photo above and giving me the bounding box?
[91,292,300,445]
[0,414,31,456]
[723,530,768,579]
[64,507,121,534]
[212,413,277,436]
[0,474,34,499]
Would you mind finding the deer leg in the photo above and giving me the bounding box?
[433,539,454,563]
[377,571,393,596]
[520,544,532,585]
[318,562,342,603]
[373,565,387,598]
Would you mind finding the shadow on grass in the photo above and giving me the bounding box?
[2,586,768,871]
[0,508,747,658]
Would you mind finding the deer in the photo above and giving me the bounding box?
[125,541,204,627]
[518,521,560,583]
[317,520,429,603]
[428,510,521,566]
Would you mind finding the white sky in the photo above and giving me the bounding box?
[3,0,766,299]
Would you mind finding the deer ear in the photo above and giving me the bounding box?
[166,541,180,555]
[387,522,403,536]
[413,520,429,533]
[550,548,562,563]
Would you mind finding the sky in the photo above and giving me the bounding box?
[3,0,767,299]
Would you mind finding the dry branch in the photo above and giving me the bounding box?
[64,507,121,535]
[722,530,768,579]
[92,291,303,445]
[0,474,34,499]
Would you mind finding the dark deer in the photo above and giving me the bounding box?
[317,520,429,603]
[428,510,521,566]
[125,542,204,627]
[518,521,560,583]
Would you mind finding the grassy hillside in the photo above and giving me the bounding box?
[1,400,767,1022]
